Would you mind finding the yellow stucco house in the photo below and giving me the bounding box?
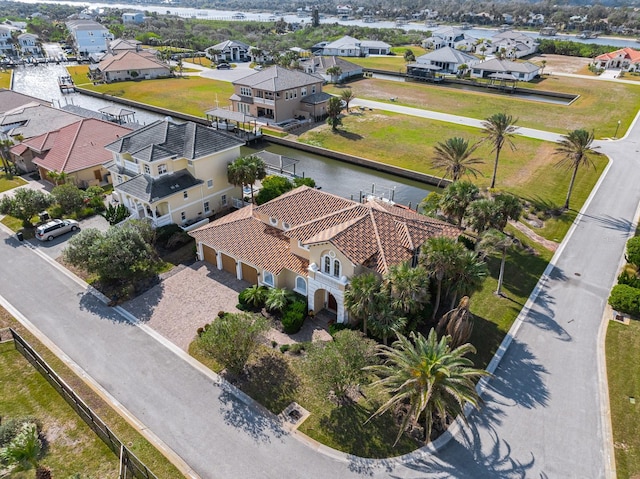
[190,186,460,322]
[104,119,245,229]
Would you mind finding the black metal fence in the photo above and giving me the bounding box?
[9,328,158,479]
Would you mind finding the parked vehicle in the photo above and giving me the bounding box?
[216,63,231,70]
[35,219,80,241]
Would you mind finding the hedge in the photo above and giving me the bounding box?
[282,300,307,334]
[608,284,640,316]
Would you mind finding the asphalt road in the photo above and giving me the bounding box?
[0,117,637,476]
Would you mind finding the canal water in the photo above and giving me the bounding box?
[11,64,436,207]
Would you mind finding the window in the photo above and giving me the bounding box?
[188,160,194,166]
[322,254,341,278]
[221,195,228,206]
[295,276,307,295]
[117,175,123,183]
[324,256,331,274]
[204,201,210,213]
[183,191,188,199]
[333,260,341,278]
[144,164,150,175]
[262,271,274,287]
[311,85,316,94]
[181,212,186,221]
[238,103,251,114]
[282,222,290,230]
[207,179,213,188]
[240,87,252,96]
[158,164,167,175]
[301,87,307,97]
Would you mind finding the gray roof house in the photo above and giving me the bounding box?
[477,30,538,59]
[319,35,391,57]
[205,40,251,63]
[230,66,330,123]
[471,58,541,82]
[302,56,363,82]
[104,119,246,228]
[423,27,477,52]
[412,46,479,74]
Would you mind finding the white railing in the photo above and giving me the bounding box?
[153,214,172,227]
[123,160,139,173]
[180,218,209,231]
[232,197,251,209]
[254,97,275,106]
[314,270,347,289]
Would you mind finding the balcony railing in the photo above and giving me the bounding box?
[153,214,172,228]
[254,97,275,106]
[313,270,348,289]
[123,160,139,174]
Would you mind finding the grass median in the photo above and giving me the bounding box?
[0,70,11,89]
[0,308,184,479]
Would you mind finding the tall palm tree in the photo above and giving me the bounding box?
[432,137,484,183]
[383,261,430,316]
[344,272,381,335]
[466,198,496,234]
[477,228,516,296]
[369,293,407,345]
[0,138,14,175]
[447,249,488,308]
[421,237,465,319]
[554,129,600,209]
[439,180,479,226]
[227,155,266,204]
[481,113,518,189]
[365,330,489,445]
[340,89,355,112]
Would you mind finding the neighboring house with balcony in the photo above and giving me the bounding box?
[230,66,330,123]
[89,50,170,83]
[0,26,16,57]
[190,186,460,323]
[301,56,363,82]
[104,119,245,229]
[17,33,40,55]
[122,12,144,24]
[205,40,251,63]
[411,46,479,74]
[66,20,114,55]
[422,26,477,51]
[471,58,541,81]
[15,118,131,187]
[318,35,391,56]
[477,30,538,59]
[594,47,640,72]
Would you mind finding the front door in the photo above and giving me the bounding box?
[327,293,337,313]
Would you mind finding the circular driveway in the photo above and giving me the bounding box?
[198,62,256,82]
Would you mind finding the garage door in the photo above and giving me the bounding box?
[202,245,217,265]
[221,253,236,275]
[241,263,258,285]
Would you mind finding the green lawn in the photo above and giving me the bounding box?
[606,319,640,478]
[325,76,640,137]
[68,65,234,117]
[0,340,118,478]
[0,309,184,478]
[0,173,27,193]
[297,110,606,241]
[0,70,11,89]
[185,57,214,68]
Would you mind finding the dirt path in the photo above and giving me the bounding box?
[510,220,559,252]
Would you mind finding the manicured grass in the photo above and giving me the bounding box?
[298,110,606,240]
[324,75,640,137]
[0,340,118,478]
[347,55,408,73]
[606,319,640,478]
[69,65,234,117]
[0,70,11,89]
[390,45,428,56]
[185,57,214,68]
[0,173,27,193]
[0,309,184,478]
[66,65,92,86]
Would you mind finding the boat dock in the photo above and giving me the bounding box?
[57,75,75,93]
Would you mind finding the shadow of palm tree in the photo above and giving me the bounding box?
[524,286,572,342]
[336,129,364,141]
[217,387,286,443]
[576,212,633,234]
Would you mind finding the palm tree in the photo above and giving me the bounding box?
[369,293,407,345]
[447,249,488,308]
[47,169,70,186]
[481,113,519,189]
[554,129,600,209]
[421,237,465,319]
[432,137,484,183]
[265,287,294,312]
[540,59,547,75]
[0,422,41,472]
[383,261,430,316]
[437,296,474,349]
[365,330,489,444]
[477,228,516,296]
[340,89,355,112]
[466,198,496,234]
[344,272,381,335]
[227,155,266,203]
[326,66,342,83]
[326,96,343,131]
[0,138,14,176]
[439,180,479,226]
[491,193,523,231]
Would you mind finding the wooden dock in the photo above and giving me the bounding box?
[57,75,75,93]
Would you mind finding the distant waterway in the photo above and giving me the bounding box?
[12,64,435,207]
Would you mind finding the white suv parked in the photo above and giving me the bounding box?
[35,219,80,241]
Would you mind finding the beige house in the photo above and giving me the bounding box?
[89,50,170,83]
[230,66,331,123]
[16,118,131,187]
[104,119,245,229]
[190,186,460,322]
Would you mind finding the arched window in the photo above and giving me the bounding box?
[262,271,274,287]
[324,255,331,274]
[321,254,342,278]
[333,260,340,278]
[295,276,307,295]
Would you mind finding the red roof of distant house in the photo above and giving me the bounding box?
[27,118,131,174]
[10,143,29,156]
[595,47,640,63]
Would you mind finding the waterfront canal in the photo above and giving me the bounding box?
[11,64,436,207]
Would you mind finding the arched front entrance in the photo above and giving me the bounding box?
[312,288,339,319]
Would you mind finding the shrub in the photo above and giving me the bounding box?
[52,184,85,214]
[265,287,295,312]
[288,342,307,355]
[217,311,226,318]
[155,224,183,248]
[281,299,306,334]
[279,344,290,353]
[627,236,640,269]
[328,322,352,336]
[238,285,268,309]
[618,270,640,289]
[608,284,640,316]
[165,231,192,250]
[47,204,64,220]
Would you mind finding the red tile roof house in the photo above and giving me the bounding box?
[594,47,640,71]
[190,186,460,323]
[15,118,131,188]
[89,50,171,83]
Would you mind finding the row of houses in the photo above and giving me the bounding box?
[423,27,538,59]
[0,25,41,57]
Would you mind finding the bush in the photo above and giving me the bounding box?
[609,284,640,316]
[618,270,640,289]
[52,184,85,214]
[288,342,307,355]
[155,224,183,248]
[47,204,64,220]
[238,285,268,309]
[279,344,290,353]
[281,299,306,334]
[0,417,38,447]
[627,236,640,269]
[328,322,352,336]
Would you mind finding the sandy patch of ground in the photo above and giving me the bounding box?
[527,54,591,74]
